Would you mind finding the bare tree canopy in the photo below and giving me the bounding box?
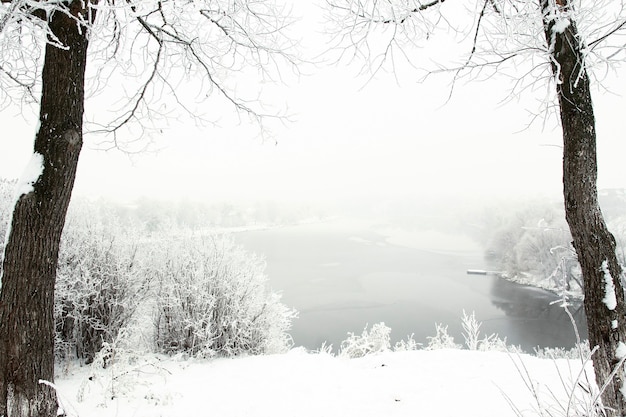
[0,0,300,148]
[326,0,626,99]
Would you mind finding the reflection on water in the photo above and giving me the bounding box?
[488,278,587,350]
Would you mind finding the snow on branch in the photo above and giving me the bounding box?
[325,0,626,120]
[327,0,445,25]
[0,0,300,149]
[87,0,300,149]
[0,0,25,35]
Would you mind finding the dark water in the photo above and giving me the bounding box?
[234,220,586,352]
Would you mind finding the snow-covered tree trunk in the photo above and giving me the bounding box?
[0,3,90,416]
[541,1,626,414]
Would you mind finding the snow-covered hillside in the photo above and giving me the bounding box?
[55,348,594,417]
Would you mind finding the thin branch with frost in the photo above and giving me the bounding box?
[328,0,445,24]
[442,0,495,102]
[0,0,25,34]
[589,18,626,49]
[325,0,626,110]
[0,0,300,149]
[93,34,164,135]
[89,1,299,148]
[325,0,449,78]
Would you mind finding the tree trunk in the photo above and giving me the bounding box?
[0,3,89,417]
[541,1,626,415]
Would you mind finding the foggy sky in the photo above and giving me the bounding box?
[0,1,625,205]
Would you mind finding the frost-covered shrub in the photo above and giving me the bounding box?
[461,310,483,350]
[55,202,148,364]
[534,341,590,360]
[2,187,146,363]
[4,186,297,362]
[393,334,421,352]
[76,328,172,406]
[339,322,391,358]
[460,310,513,352]
[152,235,295,357]
[425,324,461,350]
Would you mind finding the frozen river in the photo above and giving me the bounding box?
[234,220,586,352]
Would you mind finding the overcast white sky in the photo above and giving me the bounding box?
[0,1,624,206]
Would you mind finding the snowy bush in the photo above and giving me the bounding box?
[393,334,421,351]
[461,310,483,350]
[534,342,590,360]
[151,235,295,357]
[461,310,513,352]
[1,187,147,363]
[425,324,461,350]
[339,322,392,358]
[1,186,297,362]
[76,328,172,407]
[55,202,149,364]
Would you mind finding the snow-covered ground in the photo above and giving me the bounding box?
[55,348,595,417]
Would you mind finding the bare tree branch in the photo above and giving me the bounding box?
[0,0,300,150]
[325,0,626,111]
[0,0,24,34]
[589,18,626,49]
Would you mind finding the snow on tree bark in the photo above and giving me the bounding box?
[0,2,90,416]
[540,0,626,414]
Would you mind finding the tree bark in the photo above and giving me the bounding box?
[541,1,626,415]
[0,3,89,416]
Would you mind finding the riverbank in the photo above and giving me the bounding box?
[497,270,584,302]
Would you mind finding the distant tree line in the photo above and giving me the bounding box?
[107,197,328,233]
